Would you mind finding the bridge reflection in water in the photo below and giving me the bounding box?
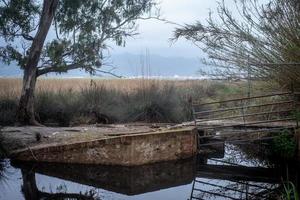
[11,143,297,200]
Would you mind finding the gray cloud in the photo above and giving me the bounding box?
[112,0,227,58]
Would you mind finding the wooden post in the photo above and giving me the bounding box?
[189,96,197,127]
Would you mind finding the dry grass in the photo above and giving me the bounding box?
[0,78,215,95]
[0,78,280,126]
[0,77,260,98]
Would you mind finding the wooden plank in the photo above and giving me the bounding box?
[198,136,286,147]
[194,100,294,115]
[197,118,296,130]
[195,109,294,122]
[192,92,292,106]
[197,127,294,139]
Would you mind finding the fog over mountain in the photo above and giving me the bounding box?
[0,53,207,78]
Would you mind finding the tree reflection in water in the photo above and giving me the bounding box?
[21,169,101,200]
[0,159,10,185]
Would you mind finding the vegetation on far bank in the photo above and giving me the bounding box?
[0,78,282,126]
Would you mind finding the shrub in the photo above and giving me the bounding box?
[282,181,299,200]
[35,89,80,126]
[78,84,125,123]
[0,99,17,126]
[272,130,297,159]
[125,83,186,123]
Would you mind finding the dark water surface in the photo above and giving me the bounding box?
[0,143,299,200]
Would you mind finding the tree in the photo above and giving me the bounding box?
[0,0,157,125]
[173,0,300,88]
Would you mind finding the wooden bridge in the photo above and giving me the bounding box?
[191,91,300,148]
[189,91,300,199]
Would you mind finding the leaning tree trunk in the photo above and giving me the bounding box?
[17,0,59,125]
[17,67,38,125]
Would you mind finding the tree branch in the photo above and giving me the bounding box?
[95,69,123,78]
[37,63,81,76]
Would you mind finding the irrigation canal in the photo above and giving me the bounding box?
[0,142,299,200]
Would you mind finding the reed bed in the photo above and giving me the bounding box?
[0,78,273,126]
[0,78,225,96]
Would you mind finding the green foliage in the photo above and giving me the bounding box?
[293,111,300,123]
[45,0,156,75]
[0,0,157,75]
[0,0,39,66]
[272,130,296,159]
[282,181,299,200]
[0,0,39,39]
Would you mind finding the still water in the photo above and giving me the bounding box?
[0,143,299,200]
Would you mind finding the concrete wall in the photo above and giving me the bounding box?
[11,127,197,166]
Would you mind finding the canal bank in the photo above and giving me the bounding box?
[1,125,197,165]
[1,142,299,200]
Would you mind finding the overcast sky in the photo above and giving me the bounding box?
[0,0,236,60]
[111,0,227,58]
[0,0,241,77]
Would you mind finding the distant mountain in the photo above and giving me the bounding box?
[109,53,204,77]
[0,53,207,78]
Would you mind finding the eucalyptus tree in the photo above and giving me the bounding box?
[174,0,300,88]
[0,0,157,125]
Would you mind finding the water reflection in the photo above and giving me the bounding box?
[0,142,299,200]
[21,169,101,200]
[13,158,196,198]
[191,143,299,200]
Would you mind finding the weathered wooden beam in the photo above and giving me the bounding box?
[193,92,292,106]
[198,118,296,130]
[195,109,294,122]
[194,100,294,116]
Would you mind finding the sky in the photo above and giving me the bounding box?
[111,0,225,58]
[0,0,238,77]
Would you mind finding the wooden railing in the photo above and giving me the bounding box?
[191,91,299,130]
[190,91,300,148]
